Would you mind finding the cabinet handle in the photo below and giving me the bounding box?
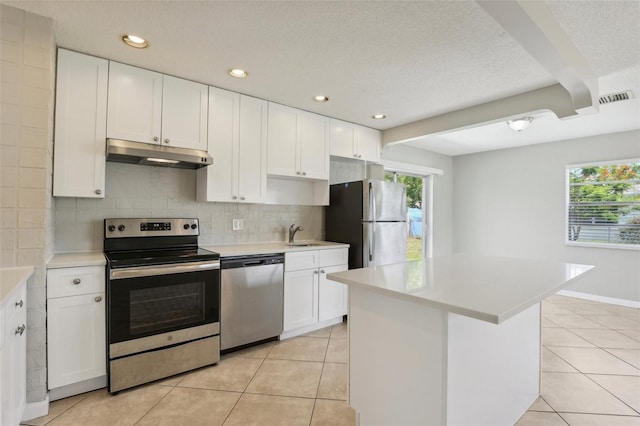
[302,172,306,176]
[239,196,245,201]
[153,136,159,142]
[296,171,301,175]
[358,154,362,158]
[95,296,102,302]
[15,324,26,336]
[164,138,170,144]
[232,196,238,200]
[95,189,102,195]
[320,270,325,274]
[73,278,81,285]
[314,270,319,274]
[353,153,358,157]
[15,299,24,308]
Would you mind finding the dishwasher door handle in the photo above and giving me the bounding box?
[242,260,265,267]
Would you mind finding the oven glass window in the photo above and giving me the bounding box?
[130,281,205,335]
[109,269,220,344]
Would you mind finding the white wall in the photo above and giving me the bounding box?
[453,130,640,303]
[383,144,454,257]
[0,5,55,403]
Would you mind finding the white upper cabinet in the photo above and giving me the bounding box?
[107,62,162,144]
[107,62,208,151]
[53,49,108,198]
[330,119,381,163]
[197,87,267,203]
[161,75,208,151]
[267,103,329,180]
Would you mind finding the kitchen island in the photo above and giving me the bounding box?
[327,254,594,426]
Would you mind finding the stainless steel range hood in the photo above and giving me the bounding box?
[106,139,213,169]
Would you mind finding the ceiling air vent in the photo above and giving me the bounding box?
[598,90,633,105]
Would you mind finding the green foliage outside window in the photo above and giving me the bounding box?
[568,162,640,244]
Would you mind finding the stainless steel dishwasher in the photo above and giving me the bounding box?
[220,253,284,351]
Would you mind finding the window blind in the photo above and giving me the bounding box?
[567,160,640,246]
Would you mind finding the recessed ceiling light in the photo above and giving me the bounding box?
[228,68,249,78]
[313,95,329,103]
[121,34,149,49]
[507,116,534,132]
[372,114,386,119]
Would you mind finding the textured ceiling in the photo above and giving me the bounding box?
[4,0,640,155]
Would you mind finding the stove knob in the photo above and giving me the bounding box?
[118,224,125,232]
[191,224,198,230]
[108,225,116,232]
[183,224,190,230]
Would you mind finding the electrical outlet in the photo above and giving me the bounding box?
[232,219,244,231]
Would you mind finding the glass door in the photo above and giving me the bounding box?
[384,171,431,260]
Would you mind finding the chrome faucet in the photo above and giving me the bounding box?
[289,224,303,243]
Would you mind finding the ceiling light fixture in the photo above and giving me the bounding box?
[507,117,534,132]
[228,68,249,78]
[121,34,149,49]
[372,114,386,119]
[313,95,329,103]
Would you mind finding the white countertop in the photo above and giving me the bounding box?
[327,254,594,324]
[48,251,106,269]
[203,241,349,257]
[0,267,34,304]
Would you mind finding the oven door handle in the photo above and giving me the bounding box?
[110,260,220,280]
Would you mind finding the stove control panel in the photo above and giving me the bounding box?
[105,218,199,238]
[141,222,171,232]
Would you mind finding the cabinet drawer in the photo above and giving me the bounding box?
[48,266,105,298]
[319,248,348,267]
[285,250,319,272]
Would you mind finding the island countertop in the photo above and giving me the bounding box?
[327,254,594,324]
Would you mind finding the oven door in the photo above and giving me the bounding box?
[108,260,220,346]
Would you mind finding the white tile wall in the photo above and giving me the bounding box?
[0,4,55,404]
[54,162,325,251]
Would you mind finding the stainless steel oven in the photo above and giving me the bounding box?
[104,218,220,393]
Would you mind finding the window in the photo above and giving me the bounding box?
[566,159,640,249]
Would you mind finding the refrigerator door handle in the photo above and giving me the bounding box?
[370,183,376,262]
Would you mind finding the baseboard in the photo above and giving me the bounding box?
[280,316,344,340]
[22,394,49,422]
[49,375,107,402]
[557,290,640,309]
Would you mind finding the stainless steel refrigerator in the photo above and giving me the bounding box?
[326,179,407,269]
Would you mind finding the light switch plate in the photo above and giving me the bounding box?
[232,219,244,231]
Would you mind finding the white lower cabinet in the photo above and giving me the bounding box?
[0,281,27,426]
[283,248,348,337]
[47,266,106,396]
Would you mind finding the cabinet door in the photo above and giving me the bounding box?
[237,95,268,203]
[107,62,162,144]
[283,269,318,332]
[267,103,298,177]
[198,87,239,202]
[354,126,381,163]
[53,49,107,198]
[48,293,106,389]
[298,111,329,179]
[318,264,348,322]
[161,75,208,150]
[329,119,355,159]
[1,284,27,426]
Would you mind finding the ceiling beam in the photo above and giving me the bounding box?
[382,83,574,147]
[477,0,598,115]
[383,0,599,147]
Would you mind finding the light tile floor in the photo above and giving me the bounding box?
[516,295,640,426]
[23,295,640,426]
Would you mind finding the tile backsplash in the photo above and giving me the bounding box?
[54,162,324,251]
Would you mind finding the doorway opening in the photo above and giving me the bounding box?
[384,171,433,260]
